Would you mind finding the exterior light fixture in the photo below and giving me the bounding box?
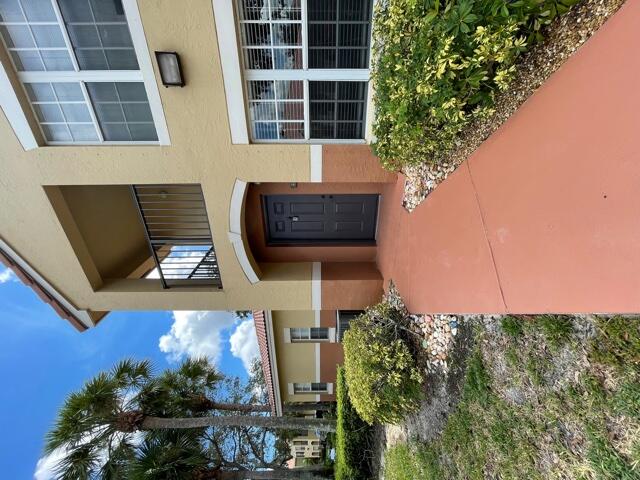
[155,51,184,87]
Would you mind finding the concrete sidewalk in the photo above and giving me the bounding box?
[376,0,640,314]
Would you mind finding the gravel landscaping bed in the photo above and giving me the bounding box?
[376,286,474,459]
[403,0,628,211]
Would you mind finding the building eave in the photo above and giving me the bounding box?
[0,238,97,331]
[253,309,283,416]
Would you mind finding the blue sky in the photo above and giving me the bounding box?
[0,267,258,479]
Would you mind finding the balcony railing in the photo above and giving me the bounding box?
[336,310,363,342]
[131,184,222,289]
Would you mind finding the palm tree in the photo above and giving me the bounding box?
[127,430,210,480]
[46,358,335,478]
[213,469,333,479]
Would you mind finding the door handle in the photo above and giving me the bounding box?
[289,216,299,222]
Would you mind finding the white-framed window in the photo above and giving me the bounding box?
[235,0,372,143]
[284,326,336,343]
[290,382,333,394]
[0,0,169,145]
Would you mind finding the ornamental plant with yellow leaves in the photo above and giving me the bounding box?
[342,302,423,424]
[372,0,579,170]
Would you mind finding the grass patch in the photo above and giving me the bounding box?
[384,443,443,479]
[335,366,373,480]
[525,356,544,387]
[501,316,524,338]
[612,380,640,419]
[589,316,640,372]
[462,348,491,405]
[384,316,640,479]
[537,314,574,347]
[587,429,640,480]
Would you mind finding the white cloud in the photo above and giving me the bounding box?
[159,311,236,365]
[0,267,16,284]
[34,447,65,480]
[229,318,260,373]
[34,432,144,480]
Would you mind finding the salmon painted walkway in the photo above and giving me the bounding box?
[375,0,640,314]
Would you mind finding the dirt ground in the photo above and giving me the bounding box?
[372,319,476,478]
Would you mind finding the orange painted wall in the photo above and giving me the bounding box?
[320,310,344,402]
[321,262,383,310]
[322,145,397,183]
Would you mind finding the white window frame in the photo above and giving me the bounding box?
[213,0,374,145]
[0,0,169,147]
[289,382,333,395]
[284,326,336,343]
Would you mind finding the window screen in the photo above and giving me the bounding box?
[0,0,73,71]
[24,81,99,141]
[290,327,330,341]
[308,0,371,69]
[293,382,328,393]
[310,81,367,139]
[87,82,157,141]
[237,0,302,70]
[247,79,304,140]
[58,0,138,70]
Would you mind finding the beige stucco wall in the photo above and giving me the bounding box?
[0,0,315,312]
[271,311,318,403]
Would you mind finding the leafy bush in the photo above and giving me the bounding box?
[372,0,579,170]
[335,367,373,480]
[342,303,423,424]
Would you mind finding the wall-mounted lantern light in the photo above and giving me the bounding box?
[155,51,185,87]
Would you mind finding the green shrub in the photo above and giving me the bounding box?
[342,303,423,424]
[372,0,579,170]
[335,367,373,480]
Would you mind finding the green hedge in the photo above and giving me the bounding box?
[372,0,579,170]
[335,366,373,480]
[342,304,423,424]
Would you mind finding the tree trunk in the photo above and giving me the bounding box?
[187,395,272,414]
[141,414,336,433]
[283,402,332,413]
[206,401,271,413]
[192,397,332,414]
[214,469,332,479]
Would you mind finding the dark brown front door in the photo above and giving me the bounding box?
[263,194,379,245]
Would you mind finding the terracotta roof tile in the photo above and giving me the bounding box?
[253,310,277,415]
[0,248,88,332]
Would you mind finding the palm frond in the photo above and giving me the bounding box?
[177,357,222,386]
[111,359,153,388]
[129,430,210,480]
[54,445,99,480]
[99,435,137,480]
